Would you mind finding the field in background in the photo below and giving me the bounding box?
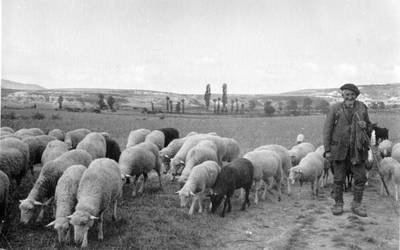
[1,108,399,249]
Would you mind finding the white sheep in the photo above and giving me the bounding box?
[144,130,165,150]
[76,132,107,160]
[221,137,240,162]
[0,148,27,186]
[178,140,219,184]
[314,145,332,187]
[19,149,92,224]
[176,160,220,215]
[288,152,324,196]
[41,140,69,165]
[379,157,400,200]
[15,128,44,139]
[48,129,65,141]
[392,143,400,163]
[126,128,151,148]
[254,144,292,193]
[0,170,10,235]
[288,142,315,166]
[378,139,393,158]
[22,135,56,170]
[68,158,122,248]
[159,137,187,173]
[46,164,87,243]
[119,142,162,196]
[243,149,283,203]
[0,127,14,134]
[64,128,91,149]
[296,133,305,144]
[0,138,30,184]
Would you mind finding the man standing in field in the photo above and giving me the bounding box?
[323,83,372,217]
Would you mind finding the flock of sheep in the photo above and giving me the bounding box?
[0,125,399,248]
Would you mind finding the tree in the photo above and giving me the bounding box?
[222,83,228,113]
[303,97,313,115]
[166,96,170,112]
[217,97,221,114]
[278,101,284,112]
[235,98,239,113]
[248,99,257,111]
[213,99,217,113]
[181,99,185,114]
[316,99,330,114]
[169,100,173,113]
[107,95,116,111]
[175,102,181,113]
[58,95,63,109]
[204,84,211,110]
[151,101,155,112]
[97,94,107,110]
[240,103,245,114]
[264,101,275,116]
[230,99,234,113]
[286,99,298,114]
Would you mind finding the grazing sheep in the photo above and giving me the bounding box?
[0,130,13,138]
[0,148,27,186]
[144,130,165,150]
[156,127,180,147]
[100,132,121,162]
[0,170,10,235]
[176,160,220,215]
[0,134,20,140]
[392,143,400,163]
[126,128,151,148]
[371,123,389,144]
[210,158,254,217]
[255,144,292,193]
[221,137,240,162]
[159,137,187,174]
[0,138,30,183]
[378,139,393,158]
[23,135,56,170]
[68,158,122,248]
[178,140,219,184]
[64,128,91,149]
[296,134,305,144]
[19,149,92,224]
[315,145,332,187]
[1,127,14,134]
[46,165,87,243]
[119,143,162,196]
[76,132,107,160]
[48,129,65,141]
[15,128,44,139]
[288,152,324,196]
[379,157,400,200]
[243,150,283,203]
[41,140,69,165]
[288,142,315,166]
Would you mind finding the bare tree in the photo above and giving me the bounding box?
[204,84,211,110]
[222,83,228,113]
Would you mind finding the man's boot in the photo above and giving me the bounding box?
[351,186,367,217]
[331,183,344,215]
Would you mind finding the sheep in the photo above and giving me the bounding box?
[288,152,324,196]
[176,160,220,215]
[221,137,240,162]
[314,145,332,187]
[159,137,187,174]
[1,127,14,134]
[15,128,44,139]
[0,138,30,183]
[0,148,27,186]
[126,128,151,148]
[288,142,315,166]
[255,144,292,193]
[392,143,400,163]
[64,128,91,149]
[68,158,122,248]
[41,140,69,165]
[76,132,107,160]
[48,129,65,141]
[243,150,283,203]
[119,143,162,196]
[0,134,20,140]
[378,139,393,158]
[144,130,165,150]
[0,130,13,138]
[100,132,121,162]
[156,127,180,147]
[0,170,10,235]
[178,140,219,185]
[210,158,254,217]
[379,157,400,201]
[22,135,56,170]
[296,133,305,144]
[19,149,92,224]
[371,123,389,144]
[46,165,87,243]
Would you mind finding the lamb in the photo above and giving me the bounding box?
[210,158,254,217]
[176,160,220,215]
[243,150,283,203]
[68,158,122,248]
[178,140,219,184]
[46,164,87,243]
[156,127,180,147]
[48,129,65,141]
[288,142,315,166]
[41,140,69,165]
[379,157,400,200]
[392,143,400,163]
[0,148,27,186]
[64,128,91,149]
[100,132,121,162]
[0,170,10,235]
[126,128,151,148]
[0,138,30,184]
[19,149,92,224]
[378,139,393,158]
[296,133,305,144]
[119,143,162,196]
[144,130,165,150]
[288,152,324,196]
[255,144,292,193]
[22,135,56,170]
[76,132,107,160]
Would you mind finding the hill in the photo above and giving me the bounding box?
[1,79,46,90]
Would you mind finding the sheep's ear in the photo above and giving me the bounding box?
[33,200,44,206]
[89,215,98,220]
[175,190,181,194]
[46,221,55,227]
[179,160,185,165]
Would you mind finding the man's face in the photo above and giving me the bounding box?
[342,89,357,105]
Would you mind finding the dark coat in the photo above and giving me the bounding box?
[323,100,371,162]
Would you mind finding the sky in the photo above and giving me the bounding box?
[2,0,400,94]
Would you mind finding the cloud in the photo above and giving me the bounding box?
[334,63,359,77]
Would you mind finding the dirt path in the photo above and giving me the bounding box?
[203,177,399,250]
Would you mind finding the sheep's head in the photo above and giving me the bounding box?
[68,210,97,248]
[288,168,302,184]
[176,189,194,208]
[64,138,73,149]
[19,199,43,224]
[47,217,71,243]
[170,158,185,176]
[209,191,224,213]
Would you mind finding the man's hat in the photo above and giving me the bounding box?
[340,83,360,96]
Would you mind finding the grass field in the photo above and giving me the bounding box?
[1,108,399,249]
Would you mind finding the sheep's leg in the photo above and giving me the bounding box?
[189,196,197,215]
[226,196,232,213]
[98,212,104,241]
[395,184,399,201]
[81,230,89,248]
[138,173,148,195]
[112,200,118,221]
[36,208,45,223]
[245,188,251,208]
[156,169,162,189]
[221,197,227,217]
[254,180,261,204]
[365,171,369,186]
[198,193,204,213]
[276,178,282,202]
[66,226,71,243]
[262,181,268,200]
[132,175,140,196]
[287,178,291,194]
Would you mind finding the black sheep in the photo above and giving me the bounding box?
[101,133,121,162]
[156,128,180,147]
[209,158,254,217]
[371,123,389,145]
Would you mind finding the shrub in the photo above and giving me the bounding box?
[32,112,46,120]
[1,111,17,120]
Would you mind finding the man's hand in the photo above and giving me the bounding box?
[358,121,366,129]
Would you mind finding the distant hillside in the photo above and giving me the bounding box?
[1,79,45,90]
